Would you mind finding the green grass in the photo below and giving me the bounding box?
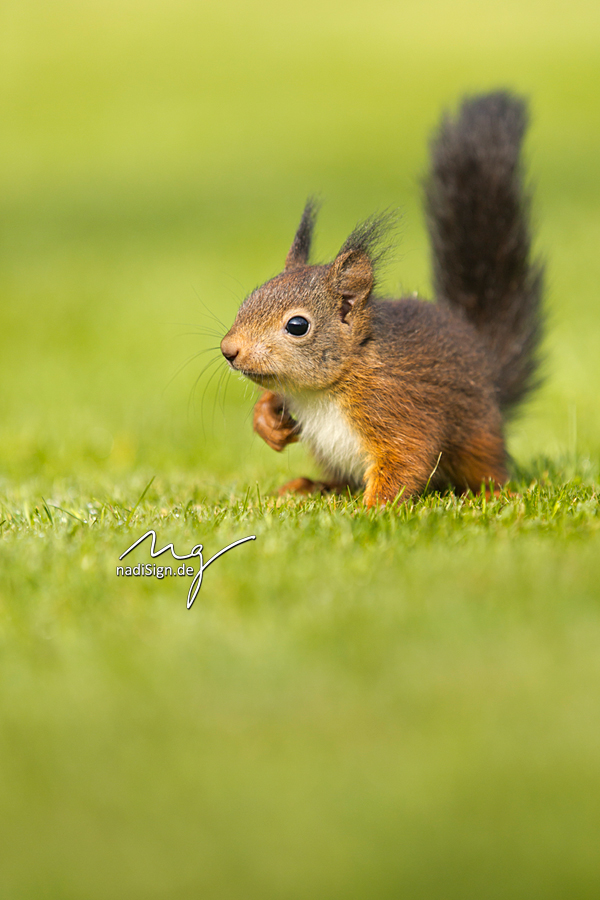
[1,0,600,897]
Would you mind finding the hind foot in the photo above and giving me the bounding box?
[277,477,351,497]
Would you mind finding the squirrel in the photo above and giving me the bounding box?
[220,91,544,507]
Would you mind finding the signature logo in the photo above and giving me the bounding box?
[117,530,256,609]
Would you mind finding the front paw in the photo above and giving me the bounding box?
[253,391,300,452]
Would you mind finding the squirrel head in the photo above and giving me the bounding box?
[221,201,393,392]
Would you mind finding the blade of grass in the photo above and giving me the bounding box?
[41,497,54,525]
[125,476,156,527]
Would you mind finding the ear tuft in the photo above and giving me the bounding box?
[338,209,398,265]
[331,210,398,321]
[285,198,320,270]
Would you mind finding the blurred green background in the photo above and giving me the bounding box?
[2,0,599,478]
[1,1,599,897]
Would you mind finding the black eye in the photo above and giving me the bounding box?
[285,316,310,336]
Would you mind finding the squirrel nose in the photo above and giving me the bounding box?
[221,335,240,364]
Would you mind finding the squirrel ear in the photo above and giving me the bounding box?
[329,248,374,322]
[285,198,318,270]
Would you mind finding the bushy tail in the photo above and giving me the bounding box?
[425,91,544,415]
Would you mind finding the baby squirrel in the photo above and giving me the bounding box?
[220,92,544,506]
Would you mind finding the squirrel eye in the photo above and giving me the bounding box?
[285,316,310,336]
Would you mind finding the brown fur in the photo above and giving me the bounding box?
[220,92,544,506]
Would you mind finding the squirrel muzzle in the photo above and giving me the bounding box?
[220,334,240,365]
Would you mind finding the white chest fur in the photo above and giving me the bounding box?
[287,392,367,484]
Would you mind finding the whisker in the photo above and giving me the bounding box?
[220,367,232,419]
[164,347,221,392]
[174,327,224,340]
[223,273,248,299]
[198,358,227,438]
[243,402,255,427]
[190,285,228,330]
[167,320,225,338]
[243,382,261,426]
[212,365,230,430]
[188,355,222,426]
